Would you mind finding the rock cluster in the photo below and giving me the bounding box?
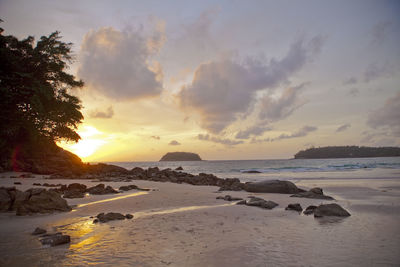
[93,212,134,223]
[0,187,71,215]
[290,187,334,200]
[313,203,351,217]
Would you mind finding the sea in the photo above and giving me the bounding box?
[108,157,400,183]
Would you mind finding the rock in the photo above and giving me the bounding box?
[303,205,317,215]
[236,200,247,205]
[11,190,30,211]
[216,195,243,201]
[244,180,303,194]
[40,233,70,246]
[96,212,127,223]
[14,182,22,185]
[16,189,71,215]
[175,166,183,171]
[314,203,351,217]
[310,187,323,195]
[0,188,12,211]
[32,227,47,235]
[119,185,139,191]
[33,183,41,186]
[245,197,278,209]
[285,203,303,212]
[160,152,202,161]
[242,170,261,173]
[63,190,85,199]
[67,183,87,192]
[86,184,118,195]
[125,214,133,219]
[290,188,334,200]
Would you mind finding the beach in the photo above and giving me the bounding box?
[1,172,399,266]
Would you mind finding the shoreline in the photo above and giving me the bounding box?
[0,173,399,266]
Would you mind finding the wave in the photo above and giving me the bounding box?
[239,162,400,174]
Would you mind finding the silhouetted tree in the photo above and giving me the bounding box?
[0,24,84,166]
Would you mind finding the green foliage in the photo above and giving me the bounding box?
[0,26,84,163]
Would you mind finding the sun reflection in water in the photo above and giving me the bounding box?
[75,191,149,209]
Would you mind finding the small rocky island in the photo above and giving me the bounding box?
[294,146,400,159]
[160,152,202,161]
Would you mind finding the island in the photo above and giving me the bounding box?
[160,152,202,161]
[294,146,400,159]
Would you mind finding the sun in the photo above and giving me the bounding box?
[58,126,107,160]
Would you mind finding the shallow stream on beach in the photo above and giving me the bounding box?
[0,176,399,266]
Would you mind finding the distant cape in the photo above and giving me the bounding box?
[294,146,400,159]
[160,152,202,161]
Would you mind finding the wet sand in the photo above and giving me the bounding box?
[0,174,399,266]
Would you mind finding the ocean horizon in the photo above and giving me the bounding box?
[105,157,400,182]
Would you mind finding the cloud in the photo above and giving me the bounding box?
[258,83,307,122]
[178,36,324,133]
[89,106,114,119]
[336,123,351,132]
[342,77,358,85]
[273,125,317,141]
[235,125,273,139]
[198,134,244,146]
[78,27,164,100]
[367,91,400,137]
[169,140,181,146]
[363,62,394,83]
[150,135,160,140]
[370,21,392,46]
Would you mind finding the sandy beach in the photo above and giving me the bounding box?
[0,173,399,266]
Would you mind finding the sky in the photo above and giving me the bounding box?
[1,0,399,161]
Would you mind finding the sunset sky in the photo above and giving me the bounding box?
[1,0,399,161]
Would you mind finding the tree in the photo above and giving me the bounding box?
[0,25,84,168]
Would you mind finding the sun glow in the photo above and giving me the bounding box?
[59,126,107,160]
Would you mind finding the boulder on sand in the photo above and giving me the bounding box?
[314,203,351,217]
[240,196,279,209]
[244,180,303,194]
[285,203,303,212]
[16,189,72,215]
[94,212,131,223]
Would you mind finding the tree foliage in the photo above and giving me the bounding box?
[0,26,84,157]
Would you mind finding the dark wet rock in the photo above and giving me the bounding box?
[216,195,243,201]
[285,203,303,212]
[12,190,30,211]
[96,212,127,223]
[245,197,278,209]
[244,170,260,174]
[244,180,303,194]
[93,219,99,223]
[119,185,139,191]
[175,166,183,171]
[16,189,71,215]
[86,184,118,195]
[32,227,47,235]
[33,183,41,186]
[14,182,22,185]
[125,214,133,219]
[303,205,317,215]
[291,187,334,200]
[314,203,351,217]
[40,233,70,246]
[130,167,145,175]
